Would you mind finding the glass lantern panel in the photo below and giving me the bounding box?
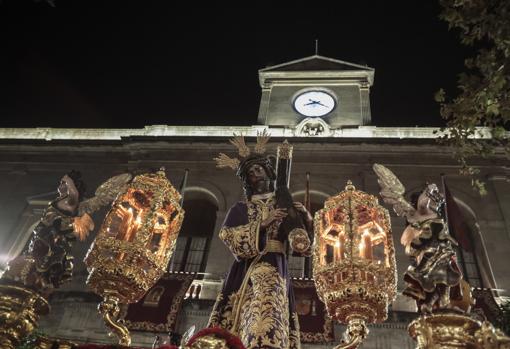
[106,209,123,236]
[325,244,334,264]
[372,243,385,263]
[149,212,170,254]
[106,202,141,242]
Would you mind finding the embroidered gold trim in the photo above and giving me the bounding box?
[219,221,261,260]
[214,195,303,348]
[292,280,335,343]
[120,274,192,332]
[265,240,285,254]
[239,262,290,349]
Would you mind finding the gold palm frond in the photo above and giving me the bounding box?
[229,133,250,157]
[213,153,240,170]
[254,129,270,154]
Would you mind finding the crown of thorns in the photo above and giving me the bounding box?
[213,129,271,173]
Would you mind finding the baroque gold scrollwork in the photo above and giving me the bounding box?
[219,222,260,260]
[409,313,510,349]
[239,262,290,349]
[85,170,184,345]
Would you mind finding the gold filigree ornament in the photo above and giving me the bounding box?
[188,335,229,349]
[214,153,240,171]
[84,168,184,346]
[229,133,250,158]
[313,181,397,349]
[408,312,510,349]
[288,228,311,254]
[276,140,293,160]
[213,130,272,172]
[0,283,49,349]
[254,129,270,154]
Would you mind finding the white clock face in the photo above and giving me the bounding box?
[293,90,336,117]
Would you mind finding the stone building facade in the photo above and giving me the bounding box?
[0,55,508,348]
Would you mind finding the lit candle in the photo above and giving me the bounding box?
[124,207,136,242]
[135,214,142,226]
[363,232,373,260]
[339,235,345,260]
[334,240,341,262]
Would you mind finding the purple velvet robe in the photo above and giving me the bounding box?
[208,196,310,349]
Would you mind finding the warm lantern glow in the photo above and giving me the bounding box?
[313,181,397,348]
[84,169,184,346]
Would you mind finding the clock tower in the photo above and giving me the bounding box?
[257,55,374,133]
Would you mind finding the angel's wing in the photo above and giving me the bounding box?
[78,173,132,216]
[372,164,415,218]
[180,325,196,347]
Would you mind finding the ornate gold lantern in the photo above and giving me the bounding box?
[84,169,184,346]
[313,181,397,348]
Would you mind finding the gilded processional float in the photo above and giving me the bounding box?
[0,135,508,349]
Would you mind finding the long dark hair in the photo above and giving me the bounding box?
[66,170,86,200]
[237,155,276,199]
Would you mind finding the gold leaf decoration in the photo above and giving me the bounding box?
[277,140,293,160]
[229,133,250,158]
[255,129,270,154]
[213,153,240,170]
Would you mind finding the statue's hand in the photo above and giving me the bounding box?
[293,202,313,224]
[73,213,95,241]
[260,208,287,230]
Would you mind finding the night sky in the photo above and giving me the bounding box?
[0,1,474,128]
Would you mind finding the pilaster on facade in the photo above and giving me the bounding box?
[360,81,371,125]
[256,88,271,125]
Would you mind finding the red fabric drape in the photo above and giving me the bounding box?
[292,279,335,343]
[119,273,195,332]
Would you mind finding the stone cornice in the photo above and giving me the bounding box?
[0,125,500,141]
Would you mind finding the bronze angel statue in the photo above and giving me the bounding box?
[2,171,132,293]
[372,164,470,314]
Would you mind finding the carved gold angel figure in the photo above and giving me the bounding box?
[372,164,465,314]
[2,171,132,292]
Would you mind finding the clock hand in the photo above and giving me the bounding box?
[304,99,329,108]
[304,99,320,106]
